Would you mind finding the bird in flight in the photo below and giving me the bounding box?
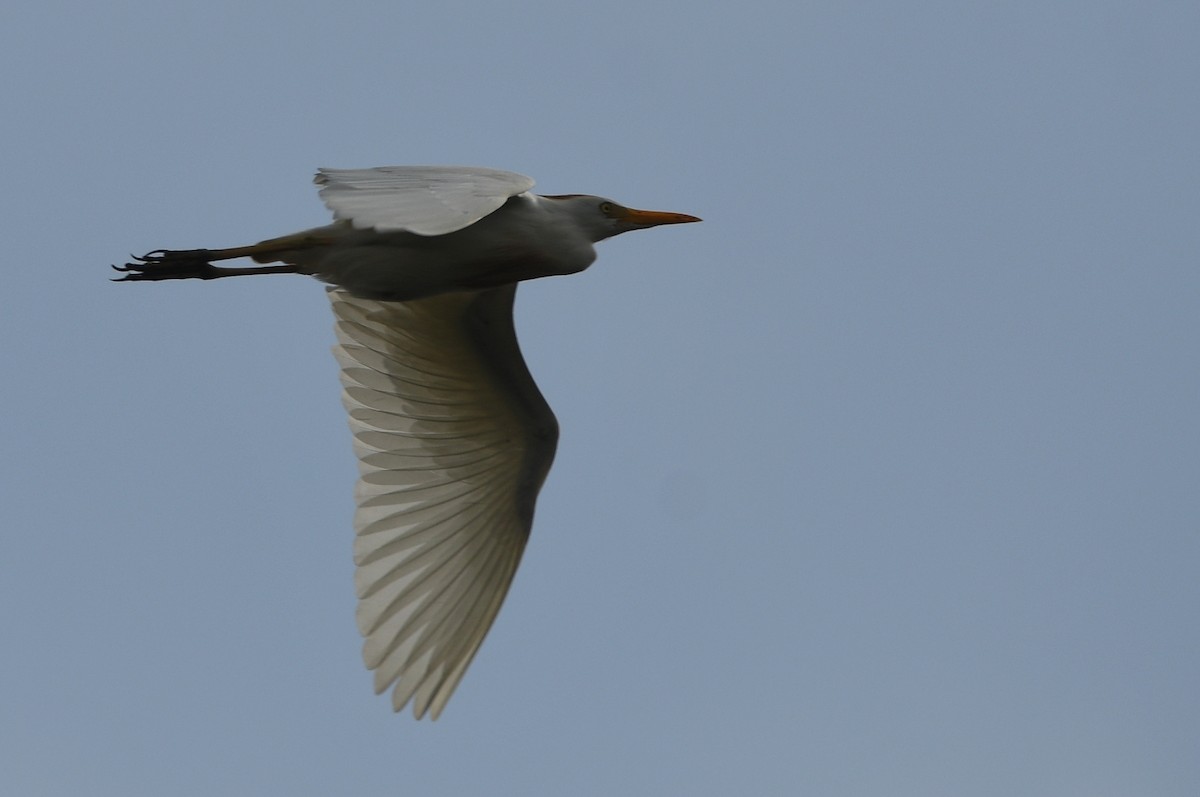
[115,165,700,718]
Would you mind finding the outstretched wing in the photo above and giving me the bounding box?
[315,165,536,236]
[329,286,558,719]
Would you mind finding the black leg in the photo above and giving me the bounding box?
[112,249,301,282]
[112,250,224,281]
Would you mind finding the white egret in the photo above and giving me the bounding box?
[115,165,700,719]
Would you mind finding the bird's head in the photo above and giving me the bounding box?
[543,194,701,242]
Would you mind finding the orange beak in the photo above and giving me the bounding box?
[617,207,702,227]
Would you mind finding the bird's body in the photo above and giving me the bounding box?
[115,165,699,718]
[252,193,597,300]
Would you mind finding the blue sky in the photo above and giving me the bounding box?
[2,2,1198,794]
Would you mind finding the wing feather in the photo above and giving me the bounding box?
[329,285,557,719]
[315,166,535,236]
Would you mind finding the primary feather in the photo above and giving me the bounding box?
[331,285,557,719]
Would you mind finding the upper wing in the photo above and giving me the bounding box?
[315,165,536,236]
[329,286,558,719]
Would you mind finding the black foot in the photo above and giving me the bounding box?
[112,250,221,282]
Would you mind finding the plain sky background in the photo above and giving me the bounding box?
[2,2,1198,795]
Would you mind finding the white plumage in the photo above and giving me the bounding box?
[333,286,555,718]
[316,166,535,236]
[115,166,699,718]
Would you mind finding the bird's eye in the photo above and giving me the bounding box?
[599,201,615,216]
